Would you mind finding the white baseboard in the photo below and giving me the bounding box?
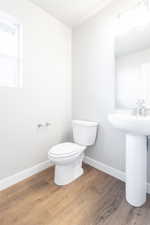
[1,156,150,194]
[0,160,51,191]
[84,156,150,194]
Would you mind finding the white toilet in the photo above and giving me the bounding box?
[48,120,98,185]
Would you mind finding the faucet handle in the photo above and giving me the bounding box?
[136,99,145,107]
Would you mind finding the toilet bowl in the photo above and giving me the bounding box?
[48,142,86,185]
[48,120,98,185]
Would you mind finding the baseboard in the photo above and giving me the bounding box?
[1,156,150,194]
[84,156,150,194]
[0,160,51,191]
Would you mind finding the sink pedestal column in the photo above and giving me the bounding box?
[126,134,147,207]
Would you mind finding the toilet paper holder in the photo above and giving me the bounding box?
[37,122,51,128]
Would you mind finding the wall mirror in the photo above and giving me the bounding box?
[115,0,150,109]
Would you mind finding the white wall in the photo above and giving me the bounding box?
[72,0,150,182]
[0,0,71,179]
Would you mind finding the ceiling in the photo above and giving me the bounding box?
[30,0,113,27]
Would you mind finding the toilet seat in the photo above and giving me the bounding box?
[48,142,86,158]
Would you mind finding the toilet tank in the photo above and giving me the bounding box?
[72,120,98,146]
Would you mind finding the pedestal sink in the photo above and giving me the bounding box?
[108,111,150,207]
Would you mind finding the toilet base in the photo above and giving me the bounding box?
[54,154,84,185]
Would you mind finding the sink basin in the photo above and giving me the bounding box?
[108,112,150,135]
[108,111,148,207]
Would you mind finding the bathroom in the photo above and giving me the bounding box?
[0,0,150,224]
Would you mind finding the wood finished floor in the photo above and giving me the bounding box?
[0,165,150,225]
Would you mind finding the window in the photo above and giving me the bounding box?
[0,12,22,88]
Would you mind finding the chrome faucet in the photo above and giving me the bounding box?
[134,99,147,116]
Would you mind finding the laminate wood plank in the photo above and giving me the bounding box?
[0,164,150,225]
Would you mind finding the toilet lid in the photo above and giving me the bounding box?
[48,142,86,157]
